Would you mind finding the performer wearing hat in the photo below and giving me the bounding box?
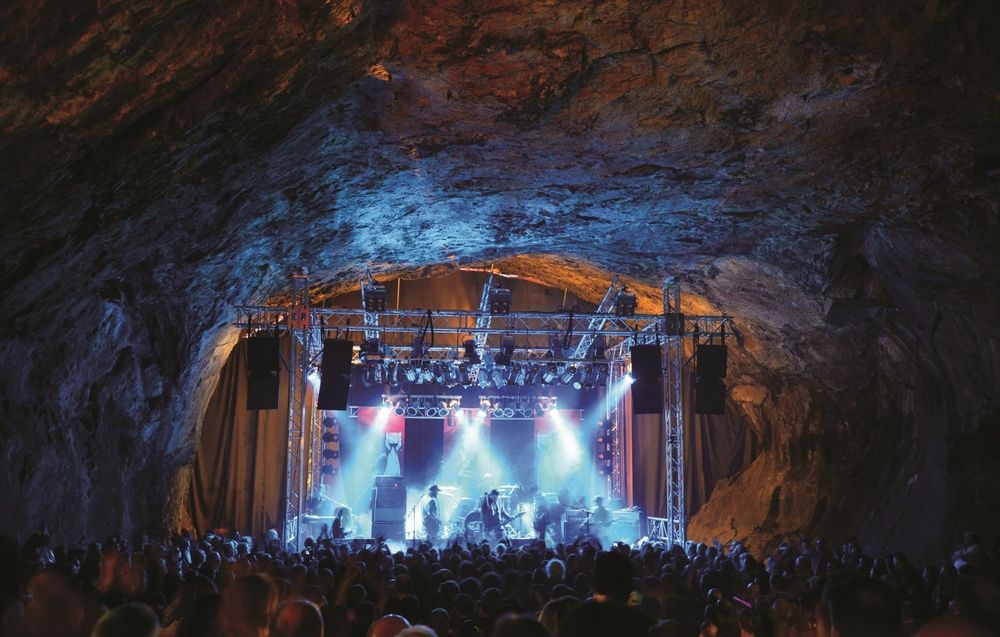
[480,489,502,543]
[423,484,442,544]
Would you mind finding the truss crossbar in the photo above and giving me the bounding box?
[570,276,619,359]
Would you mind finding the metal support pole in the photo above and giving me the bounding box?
[662,277,685,545]
[284,270,311,551]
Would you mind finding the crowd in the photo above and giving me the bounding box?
[1,527,997,637]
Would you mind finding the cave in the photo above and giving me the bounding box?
[1,0,998,563]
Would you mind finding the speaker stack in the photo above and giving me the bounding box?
[317,339,354,411]
[694,343,727,414]
[371,475,406,540]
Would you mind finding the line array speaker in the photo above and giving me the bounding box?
[318,339,353,411]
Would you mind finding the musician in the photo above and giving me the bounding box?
[480,489,502,542]
[532,490,550,542]
[422,485,442,544]
[592,496,611,546]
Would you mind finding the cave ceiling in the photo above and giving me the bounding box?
[1,0,999,548]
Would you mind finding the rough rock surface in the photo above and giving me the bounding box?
[1,0,999,555]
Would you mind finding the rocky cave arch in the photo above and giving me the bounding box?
[1,0,998,563]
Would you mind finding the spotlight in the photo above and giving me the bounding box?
[404,365,417,383]
[495,334,515,366]
[614,286,637,316]
[560,365,577,385]
[527,365,542,385]
[361,339,383,359]
[457,364,472,386]
[488,287,512,314]
[547,334,564,359]
[363,282,387,312]
[622,372,634,384]
[463,339,481,364]
[542,363,558,385]
[591,334,607,360]
[411,335,427,358]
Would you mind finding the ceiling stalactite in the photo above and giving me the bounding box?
[1,0,998,555]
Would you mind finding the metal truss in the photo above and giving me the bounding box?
[346,393,546,420]
[647,516,669,542]
[571,276,620,359]
[284,272,312,550]
[662,278,685,546]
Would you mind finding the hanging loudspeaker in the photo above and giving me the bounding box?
[318,339,354,411]
[630,344,662,381]
[694,377,726,414]
[246,336,279,372]
[696,344,728,379]
[631,379,663,415]
[247,370,279,410]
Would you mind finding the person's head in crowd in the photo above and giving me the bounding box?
[593,550,634,603]
[539,595,579,637]
[368,613,411,637]
[698,620,720,637]
[427,608,451,636]
[822,576,902,637]
[916,615,995,637]
[398,626,439,637]
[489,616,550,637]
[219,573,278,637]
[91,602,159,637]
[270,599,323,637]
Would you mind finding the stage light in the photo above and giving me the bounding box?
[547,334,564,359]
[458,364,472,386]
[363,282,387,312]
[623,373,634,384]
[591,334,607,360]
[463,339,481,364]
[411,335,427,358]
[561,365,580,387]
[375,406,392,428]
[527,365,542,385]
[488,287,512,314]
[495,334,515,366]
[404,365,417,383]
[542,363,558,385]
[614,286,637,316]
[361,338,382,358]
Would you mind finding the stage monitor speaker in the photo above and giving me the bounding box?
[318,339,354,410]
[246,336,279,372]
[696,344,728,378]
[631,378,663,415]
[246,370,279,410]
[695,377,726,414]
[630,344,662,381]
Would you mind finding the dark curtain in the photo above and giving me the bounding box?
[628,371,757,520]
[185,337,289,536]
[403,418,444,487]
[492,419,536,489]
[684,370,757,516]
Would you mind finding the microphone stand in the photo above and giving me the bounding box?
[410,494,425,549]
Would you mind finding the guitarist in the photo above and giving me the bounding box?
[422,485,442,544]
